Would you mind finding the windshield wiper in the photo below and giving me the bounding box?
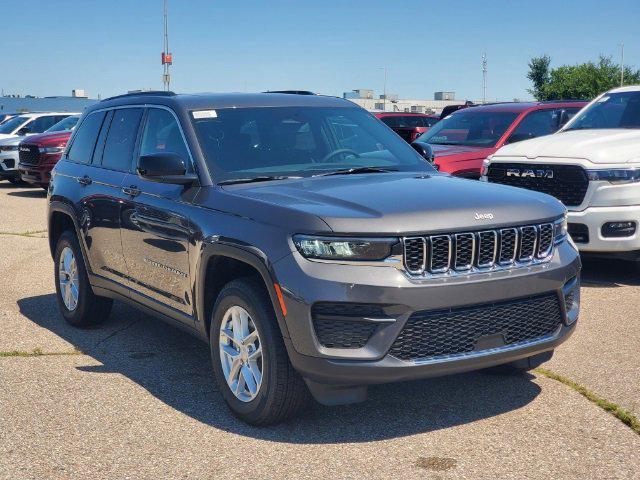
[218,175,300,185]
[313,166,398,177]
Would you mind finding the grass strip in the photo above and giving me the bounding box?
[0,229,48,238]
[0,347,83,358]
[536,367,640,436]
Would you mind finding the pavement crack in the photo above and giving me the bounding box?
[91,319,140,350]
[0,348,83,358]
[536,367,640,436]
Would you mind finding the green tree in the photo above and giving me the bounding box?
[527,55,551,100]
[527,55,640,101]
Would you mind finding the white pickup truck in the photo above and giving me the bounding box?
[482,85,640,261]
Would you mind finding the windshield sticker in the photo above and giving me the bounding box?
[597,96,610,103]
[192,110,218,119]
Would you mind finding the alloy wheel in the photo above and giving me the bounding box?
[58,246,79,311]
[219,305,263,402]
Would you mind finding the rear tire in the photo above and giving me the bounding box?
[209,277,310,425]
[54,230,113,327]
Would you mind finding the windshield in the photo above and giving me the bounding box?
[0,115,28,134]
[416,110,519,147]
[46,115,79,132]
[192,106,435,183]
[565,91,640,131]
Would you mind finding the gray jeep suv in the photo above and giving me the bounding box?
[47,91,581,425]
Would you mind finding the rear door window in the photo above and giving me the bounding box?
[66,111,107,164]
[101,108,143,172]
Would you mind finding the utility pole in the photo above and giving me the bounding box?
[619,42,625,86]
[481,53,487,104]
[161,0,172,91]
[379,67,388,111]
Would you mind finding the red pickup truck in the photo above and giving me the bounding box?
[416,101,587,178]
[18,115,79,188]
[375,112,439,142]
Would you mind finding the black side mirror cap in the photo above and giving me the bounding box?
[137,153,198,185]
[411,141,435,163]
[17,127,30,136]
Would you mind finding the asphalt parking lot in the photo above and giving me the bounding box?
[1,182,639,479]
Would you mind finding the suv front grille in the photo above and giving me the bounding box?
[388,292,563,361]
[18,144,40,166]
[403,222,555,276]
[487,163,588,206]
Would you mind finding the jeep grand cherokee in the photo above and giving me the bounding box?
[47,91,581,425]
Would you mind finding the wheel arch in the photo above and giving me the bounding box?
[197,241,290,340]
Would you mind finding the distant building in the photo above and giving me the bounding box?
[0,90,97,113]
[343,89,375,100]
[434,91,455,101]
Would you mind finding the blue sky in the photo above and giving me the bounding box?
[1,0,638,101]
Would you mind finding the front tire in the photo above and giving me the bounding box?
[210,278,310,425]
[54,230,113,327]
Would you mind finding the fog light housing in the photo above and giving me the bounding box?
[601,221,636,238]
[562,276,580,325]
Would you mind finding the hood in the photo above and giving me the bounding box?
[493,129,640,164]
[0,134,18,141]
[21,131,72,146]
[431,144,495,162]
[0,136,21,146]
[223,172,564,234]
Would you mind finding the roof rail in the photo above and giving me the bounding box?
[263,90,316,95]
[539,99,587,103]
[102,90,176,102]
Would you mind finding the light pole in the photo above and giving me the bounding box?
[161,0,172,91]
[481,53,487,104]
[619,42,625,86]
[379,67,387,111]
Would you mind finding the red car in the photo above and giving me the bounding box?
[375,112,439,142]
[416,101,587,178]
[18,115,80,188]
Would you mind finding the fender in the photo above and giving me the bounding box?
[195,238,291,340]
[48,200,92,271]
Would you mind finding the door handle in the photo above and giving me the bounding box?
[122,185,141,197]
[77,175,92,186]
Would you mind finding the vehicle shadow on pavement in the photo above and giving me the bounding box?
[18,293,542,443]
[7,189,46,198]
[580,256,640,288]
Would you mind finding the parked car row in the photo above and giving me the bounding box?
[0,112,79,184]
[482,85,640,260]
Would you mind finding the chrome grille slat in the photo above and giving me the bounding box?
[403,222,555,277]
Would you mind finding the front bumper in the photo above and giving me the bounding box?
[0,151,19,178]
[18,162,52,186]
[568,205,640,253]
[274,240,581,387]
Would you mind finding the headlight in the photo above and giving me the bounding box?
[554,213,568,244]
[39,146,65,154]
[480,157,491,178]
[586,168,640,183]
[0,145,18,152]
[293,235,398,261]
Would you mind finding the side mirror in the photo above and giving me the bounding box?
[17,127,30,136]
[137,153,198,185]
[411,141,435,163]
